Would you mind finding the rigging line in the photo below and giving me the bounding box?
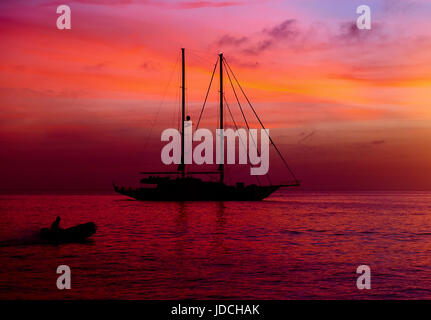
[188,49,215,66]
[143,52,180,152]
[223,60,259,159]
[224,96,239,130]
[196,59,218,131]
[223,57,299,183]
[223,59,271,185]
[224,95,262,185]
[175,53,182,132]
[223,60,251,137]
[175,53,181,132]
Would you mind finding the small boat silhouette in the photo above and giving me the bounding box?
[40,222,96,243]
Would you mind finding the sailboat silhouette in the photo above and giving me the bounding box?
[113,49,299,201]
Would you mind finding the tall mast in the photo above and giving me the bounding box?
[180,48,186,179]
[219,53,224,184]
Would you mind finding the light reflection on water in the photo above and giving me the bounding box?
[0,191,431,299]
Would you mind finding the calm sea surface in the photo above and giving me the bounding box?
[1,191,431,299]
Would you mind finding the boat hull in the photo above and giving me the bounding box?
[40,222,97,243]
[114,181,279,201]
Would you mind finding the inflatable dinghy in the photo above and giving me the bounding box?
[40,222,96,243]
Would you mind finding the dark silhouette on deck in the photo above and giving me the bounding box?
[51,216,62,232]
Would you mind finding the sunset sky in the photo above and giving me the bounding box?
[1,0,431,192]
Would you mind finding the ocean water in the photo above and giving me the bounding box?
[0,191,431,299]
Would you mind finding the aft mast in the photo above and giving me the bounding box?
[179,48,186,179]
[219,53,224,184]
